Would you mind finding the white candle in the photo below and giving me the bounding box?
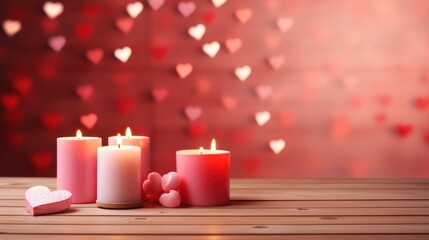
[97,134,142,209]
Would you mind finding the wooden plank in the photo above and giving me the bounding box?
[1,215,429,225]
[1,224,429,234]
[2,206,429,216]
[3,199,429,208]
[2,235,429,240]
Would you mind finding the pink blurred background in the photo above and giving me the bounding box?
[1,0,429,178]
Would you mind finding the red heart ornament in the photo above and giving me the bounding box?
[159,190,181,208]
[148,0,165,10]
[80,113,98,129]
[116,17,134,34]
[73,23,94,40]
[415,97,429,110]
[151,87,169,102]
[394,124,413,138]
[150,46,168,60]
[25,186,72,216]
[200,10,217,24]
[86,48,104,65]
[143,172,164,202]
[31,152,52,171]
[76,84,94,101]
[176,63,193,79]
[220,95,237,110]
[12,76,32,95]
[178,1,196,17]
[116,97,135,115]
[1,93,20,110]
[235,8,252,23]
[41,113,62,130]
[187,122,207,138]
[225,38,242,54]
[184,106,202,121]
[161,172,180,192]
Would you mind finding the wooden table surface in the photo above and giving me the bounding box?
[1,177,429,239]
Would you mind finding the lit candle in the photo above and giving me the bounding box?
[108,127,150,199]
[176,139,230,206]
[97,134,142,209]
[57,130,101,203]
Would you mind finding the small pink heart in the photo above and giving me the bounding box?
[48,35,66,52]
[80,113,98,129]
[176,63,193,79]
[86,48,104,65]
[3,20,21,37]
[143,172,164,201]
[148,0,165,10]
[159,190,181,208]
[225,38,242,54]
[235,8,252,23]
[264,33,281,49]
[151,87,169,103]
[195,77,211,95]
[277,17,294,33]
[76,84,94,101]
[126,2,144,18]
[255,85,272,100]
[184,106,202,122]
[235,65,251,81]
[268,54,285,70]
[43,2,64,19]
[116,17,134,34]
[178,1,196,17]
[25,186,72,216]
[161,172,180,192]
[220,95,237,110]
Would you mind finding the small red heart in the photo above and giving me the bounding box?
[31,152,52,172]
[1,93,20,110]
[76,84,94,101]
[200,10,217,24]
[116,97,136,115]
[195,78,211,95]
[394,124,413,138]
[278,111,296,126]
[83,4,101,17]
[80,113,98,129]
[150,46,168,60]
[12,76,32,95]
[143,172,164,202]
[41,113,62,130]
[73,23,94,40]
[374,112,387,124]
[116,17,134,34]
[39,19,58,34]
[151,87,169,102]
[5,131,24,148]
[220,95,237,110]
[225,38,242,54]
[86,48,104,65]
[235,8,252,23]
[187,122,207,138]
[415,97,429,110]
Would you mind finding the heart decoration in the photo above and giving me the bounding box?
[176,63,193,79]
[394,124,413,138]
[86,48,104,65]
[126,2,144,18]
[150,45,168,60]
[3,20,22,37]
[188,24,206,40]
[31,152,52,171]
[116,97,136,115]
[255,111,271,126]
[1,94,20,110]
[161,172,180,192]
[43,2,64,19]
[143,172,164,201]
[184,106,202,121]
[220,95,237,110]
[269,139,286,154]
[178,1,196,17]
[151,87,169,103]
[114,46,132,63]
[268,54,285,70]
[116,17,134,34]
[235,65,252,81]
[48,35,66,52]
[225,38,242,54]
[277,17,294,33]
[12,76,33,95]
[80,113,98,129]
[159,190,181,208]
[265,33,281,49]
[195,78,211,95]
[148,0,165,10]
[187,122,207,137]
[202,41,220,58]
[255,85,272,100]
[235,8,252,23]
[76,84,94,101]
[278,111,296,126]
[41,113,62,130]
[201,10,217,24]
[25,186,71,216]
[212,0,227,8]
[415,97,429,110]
[74,23,94,40]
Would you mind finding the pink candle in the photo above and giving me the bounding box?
[57,130,101,203]
[176,139,230,206]
[108,127,150,199]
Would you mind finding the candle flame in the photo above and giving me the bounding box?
[126,127,132,138]
[117,133,122,148]
[76,130,82,139]
[211,139,216,151]
[199,147,204,154]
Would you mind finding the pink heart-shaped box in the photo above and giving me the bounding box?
[25,186,72,216]
[161,171,180,192]
[159,190,181,208]
[143,172,164,201]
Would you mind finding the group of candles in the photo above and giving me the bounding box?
[56,127,230,208]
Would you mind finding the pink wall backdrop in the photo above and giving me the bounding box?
[1,0,429,178]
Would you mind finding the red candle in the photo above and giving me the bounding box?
[176,139,230,206]
[57,130,101,203]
